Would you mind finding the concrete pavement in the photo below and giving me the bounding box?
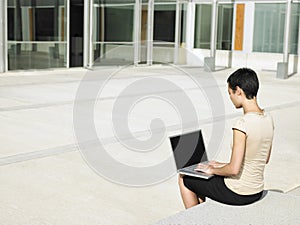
[0,66,299,224]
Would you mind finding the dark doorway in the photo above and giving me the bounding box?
[70,0,84,67]
[154,10,175,42]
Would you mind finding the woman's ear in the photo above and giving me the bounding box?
[236,86,242,96]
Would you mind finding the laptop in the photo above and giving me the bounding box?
[169,130,214,179]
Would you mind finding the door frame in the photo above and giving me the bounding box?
[84,0,185,68]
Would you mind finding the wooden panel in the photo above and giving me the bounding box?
[29,8,34,41]
[141,9,148,41]
[234,4,245,51]
[61,8,65,41]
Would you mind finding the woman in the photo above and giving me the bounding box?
[179,68,274,208]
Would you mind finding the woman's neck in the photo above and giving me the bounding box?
[242,97,263,114]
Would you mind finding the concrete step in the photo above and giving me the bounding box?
[153,191,300,225]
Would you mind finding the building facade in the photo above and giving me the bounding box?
[0,0,300,77]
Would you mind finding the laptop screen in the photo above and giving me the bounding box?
[170,130,208,170]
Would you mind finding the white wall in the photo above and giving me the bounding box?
[191,48,299,73]
[187,1,300,74]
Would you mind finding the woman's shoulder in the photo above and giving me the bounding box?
[242,111,274,130]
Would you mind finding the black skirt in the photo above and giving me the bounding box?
[183,175,263,206]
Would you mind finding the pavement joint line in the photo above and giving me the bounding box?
[1,81,299,113]
[0,98,299,115]
[0,144,78,166]
[0,85,225,112]
[1,101,299,167]
[0,72,212,88]
[0,100,75,112]
[0,115,228,167]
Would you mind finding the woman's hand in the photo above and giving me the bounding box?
[194,163,214,175]
[194,161,227,175]
[194,129,246,177]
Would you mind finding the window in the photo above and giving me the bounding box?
[194,4,233,50]
[217,4,233,50]
[104,6,134,42]
[154,4,176,43]
[194,4,212,49]
[35,8,55,41]
[92,2,135,63]
[290,3,300,54]
[253,3,285,53]
[7,0,67,70]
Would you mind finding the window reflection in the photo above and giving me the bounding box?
[289,3,300,54]
[253,3,285,53]
[7,0,67,70]
[194,4,211,49]
[194,4,233,50]
[92,2,135,65]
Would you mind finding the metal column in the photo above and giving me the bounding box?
[174,1,181,65]
[147,0,154,65]
[210,0,218,60]
[89,0,94,68]
[204,0,218,72]
[0,0,5,72]
[66,0,70,68]
[83,0,90,68]
[277,0,292,79]
[185,2,195,51]
[298,6,300,56]
[283,0,291,63]
[134,0,142,65]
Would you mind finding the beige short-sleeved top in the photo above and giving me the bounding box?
[224,111,274,195]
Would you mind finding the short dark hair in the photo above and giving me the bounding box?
[227,68,259,99]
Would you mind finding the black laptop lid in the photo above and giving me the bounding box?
[170,130,208,170]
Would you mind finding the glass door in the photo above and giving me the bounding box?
[143,0,187,65]
[152,2,176,64]
[90,0,135,66]
[7,0,69,70]
[87,0,187,67]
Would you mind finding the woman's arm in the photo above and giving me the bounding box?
[208,161,227,168]
[266,144,272,164]
[196,129,246,176]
